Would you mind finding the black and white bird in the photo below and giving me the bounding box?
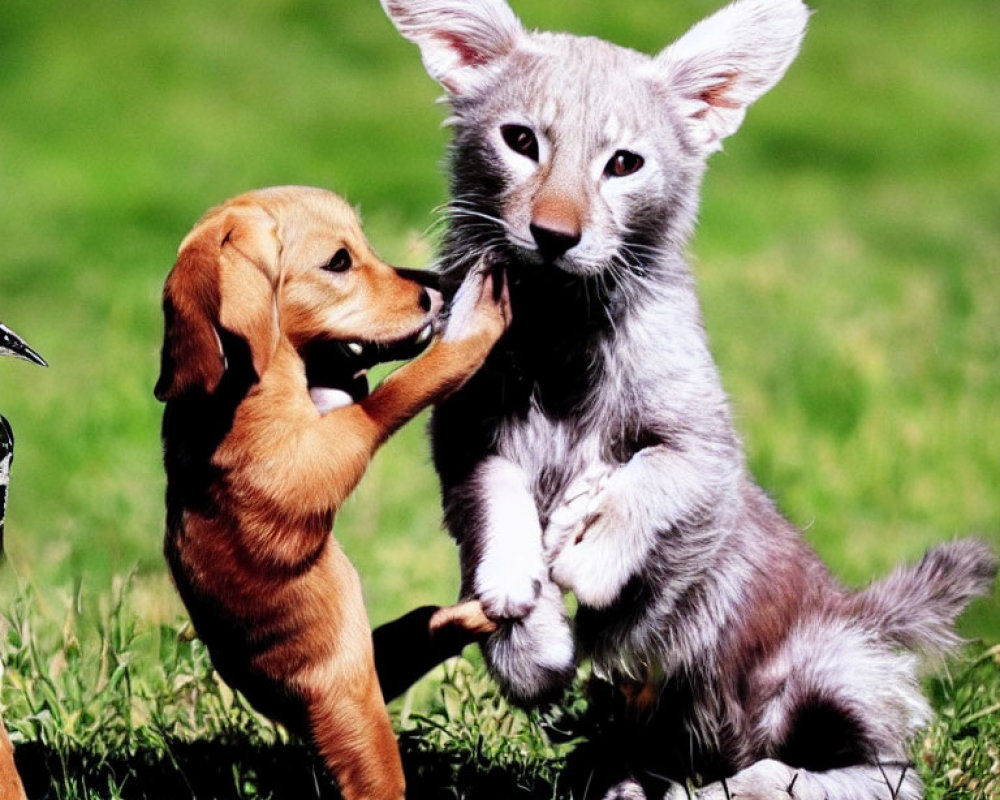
[1,321,47,554]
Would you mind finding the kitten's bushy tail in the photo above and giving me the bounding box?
[854,538,997,660]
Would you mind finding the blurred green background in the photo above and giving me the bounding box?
[0,0,997,641]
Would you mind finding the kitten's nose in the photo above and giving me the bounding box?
[529,221,581,261]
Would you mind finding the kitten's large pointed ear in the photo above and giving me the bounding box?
[652,0,810,154]
[381,0,525,95]
[155,202,280,401]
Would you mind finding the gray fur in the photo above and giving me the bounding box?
[381,0,998,796]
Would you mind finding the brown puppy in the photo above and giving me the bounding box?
[0,718,26,800]
[155,186,509,800]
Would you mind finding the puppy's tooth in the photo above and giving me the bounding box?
[416,324,433,344]
[347,342,364,356]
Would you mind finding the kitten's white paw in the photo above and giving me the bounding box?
[543,462,614,556]
[550,488,629,609]
[475,560,543,620]
[551,522,622,609]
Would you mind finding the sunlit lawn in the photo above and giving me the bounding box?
[0,0,997,795]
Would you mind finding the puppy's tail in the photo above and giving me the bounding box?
[853,538,997,660]
[482,580,577,707]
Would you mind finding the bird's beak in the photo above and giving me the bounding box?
[0,322,47,367]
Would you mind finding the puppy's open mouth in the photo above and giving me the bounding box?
[302,321,435,411]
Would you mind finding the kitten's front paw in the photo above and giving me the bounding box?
[543,463,614,557]
[550,503,626,609]
[475,564,543,621]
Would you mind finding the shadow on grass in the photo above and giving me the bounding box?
[15,739,329,800]
[12,649,999,799]
[13,734,559,800]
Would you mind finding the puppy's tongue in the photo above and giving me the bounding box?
[309,371,369,415]
[309,387,353,414]
[303,322,435,415]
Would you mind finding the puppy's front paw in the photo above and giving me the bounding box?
[429,600,497,638]
[441,255,511,347]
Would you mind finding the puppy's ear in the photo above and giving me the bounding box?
[380,0,524,95]
[154,238,224,401]
[155,203,280,401]
[652,0,810,154]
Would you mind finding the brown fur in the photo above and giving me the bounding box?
[156,186,508,799]
[0,717,26,800]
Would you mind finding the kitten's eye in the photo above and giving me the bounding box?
[501,124,539,161]
[605,150,644,178]
[323,248,351,273]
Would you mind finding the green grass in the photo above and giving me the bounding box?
[3,586,999,799]
[921,645,1000,800]
[0,0,997,796]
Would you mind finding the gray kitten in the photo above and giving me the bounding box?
[380,1,997,797]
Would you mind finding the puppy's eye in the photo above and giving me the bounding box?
[323,248,352,273]
[604,150,644,178]
[501,124,539,162]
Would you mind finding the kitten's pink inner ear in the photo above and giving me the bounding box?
[695,73,742,116]
[653,0,810,153]
[435,32,491,69]
[381,0,524,95]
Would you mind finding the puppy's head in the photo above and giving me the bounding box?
[155,186,441,404]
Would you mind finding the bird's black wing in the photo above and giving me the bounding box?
[0,415,12,554]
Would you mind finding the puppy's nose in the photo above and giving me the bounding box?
[529,221,581,261]
[393,267,443,316]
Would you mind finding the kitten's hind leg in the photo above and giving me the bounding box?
[481,577,576,705]
[688,759,920,800]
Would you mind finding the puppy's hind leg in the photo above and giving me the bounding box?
[0,717,26,800]
[308,677,404,800]
[304,554,405,800]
